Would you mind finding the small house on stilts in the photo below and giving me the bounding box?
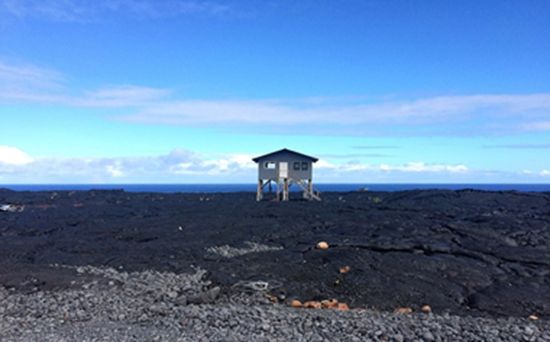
[252,148,321,201]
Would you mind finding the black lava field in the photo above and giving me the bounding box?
[1,188,550,317]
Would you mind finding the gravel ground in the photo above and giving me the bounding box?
[1,266,548,341]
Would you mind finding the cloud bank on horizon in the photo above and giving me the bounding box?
[2,144,550,184]
[1,0,549,183]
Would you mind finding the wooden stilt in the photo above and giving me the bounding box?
[283,178,289,201]
[256,179,263,201]
[296,178,320,201]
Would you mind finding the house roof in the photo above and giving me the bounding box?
[252,148,319,163]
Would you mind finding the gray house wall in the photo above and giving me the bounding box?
[256,151,313,181]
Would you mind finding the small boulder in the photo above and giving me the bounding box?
[290,300,303,308]
[303,301,322,309]
[339,266,351,274]
[336,303,350,311]
[321,299,339,309]
[317,241,329,250]
[421,304,432,313]
[394,307,413,314]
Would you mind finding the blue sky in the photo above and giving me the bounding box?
[0,0,549,183]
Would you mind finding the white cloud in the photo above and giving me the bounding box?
[522,121,550,132]
[0,60,62,88]
[2,146,550,183]
[106,164,124,177]
[2,58,550,136]
[315,159,338,169]
[0,147,258,182]
[340,162,371,172]
[320,161,469,174]
[1,0,91,22]
[379,162,469,173]
[173,153,255,175]
[318,159,464,173]
[0,60,65,103]
[79,85,171,107]
[117,94,550,129]
[0,0,230,22]
[0,145,34,165]
[0,60,171,107]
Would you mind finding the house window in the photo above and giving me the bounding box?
[293,162,300,170]
[264,162,276,169]
[301,162,308,170]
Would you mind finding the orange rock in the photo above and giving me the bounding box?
[339,266,351,274]
[317,241,329,250]
[421,305,432,313]
[303,301,322,309]
[528,314,539,321]
[290,300,303,308]
[394,307,413,314]
[321,299,339,308]
[336,303,350,311]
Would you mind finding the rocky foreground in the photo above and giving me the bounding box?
[1,266,548,341]
[1,188,550,340]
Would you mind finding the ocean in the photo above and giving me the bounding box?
[1,183,550,193]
